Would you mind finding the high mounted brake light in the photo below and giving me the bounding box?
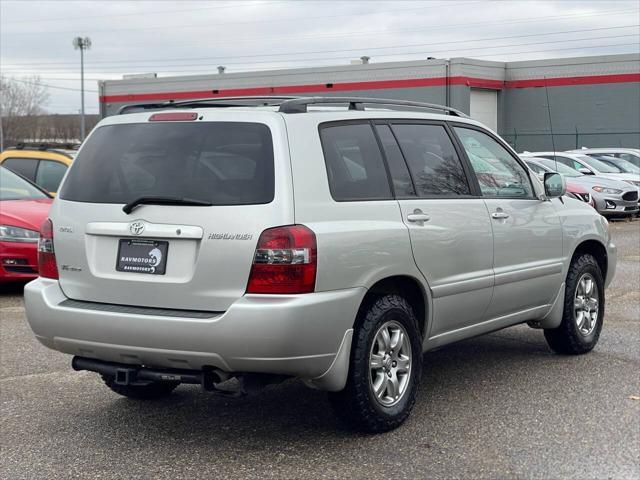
[149,112,198,121]
[38,218,58,279]
[246,225,317,294]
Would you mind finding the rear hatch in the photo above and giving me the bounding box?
[51,111,293,311]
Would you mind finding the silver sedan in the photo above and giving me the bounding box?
[525,158,639,217]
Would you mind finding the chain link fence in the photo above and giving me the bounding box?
[500,130,640,153]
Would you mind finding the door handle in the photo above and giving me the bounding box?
[407,210,431,223]
[491,211,510,220]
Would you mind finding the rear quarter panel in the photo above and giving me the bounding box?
[283,113,424,293]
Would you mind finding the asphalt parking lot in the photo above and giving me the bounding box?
[1,220,638,480]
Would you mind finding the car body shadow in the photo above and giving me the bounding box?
[77,326,558,445]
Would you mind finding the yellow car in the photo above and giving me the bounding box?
[0,143,77,195]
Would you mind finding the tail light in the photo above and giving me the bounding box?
[246,225,316,294]
[38,218,58,279]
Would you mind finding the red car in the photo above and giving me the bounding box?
[565,180,596,208]
[0,167,52,282]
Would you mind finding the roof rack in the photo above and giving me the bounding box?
[278,97,468,116]
[117,95,467,118]
[10,142,80,151]
[118,96,299,115]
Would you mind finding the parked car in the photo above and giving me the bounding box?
[0,143,77,195]
[567,148,640,168]
[0,167,52,282]
[24,97,616,432]
[521,151,640,189]
[524,157,638,217]
[587,155,640,175]
[524,157,592,204]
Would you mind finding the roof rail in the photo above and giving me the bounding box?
[11,142,80,151]
[117,95,468,117]
[277,97,468,116]
[118,96,299,115]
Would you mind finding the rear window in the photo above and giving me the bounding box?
[59,122,274,205]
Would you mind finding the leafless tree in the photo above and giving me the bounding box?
[1,75,49,148]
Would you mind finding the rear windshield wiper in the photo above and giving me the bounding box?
[122,196,213,214]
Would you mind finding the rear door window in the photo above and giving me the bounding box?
[2,157,38,181]
[391,124,470,196]
[59,122,274,205]
[374,125,416,198]
[319,123,392,201]
[35,160,67,192]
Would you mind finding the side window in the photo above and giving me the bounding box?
[2,158,38,181]
[453,127,533,198]
[391,124,470,196]
[569,159,585,171]
[35,160,68,192]
[374,125,415,197]
[319,124,392,201]
[543,155,578,170]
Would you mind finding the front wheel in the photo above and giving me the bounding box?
[544,254,605,355]
[328,294,422,433]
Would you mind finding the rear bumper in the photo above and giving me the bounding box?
[24,278,364,389]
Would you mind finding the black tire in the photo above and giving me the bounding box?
[102,375,179,400]
[544,254,605,355]
[328,294,422,433]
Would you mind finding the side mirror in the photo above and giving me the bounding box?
[543,172,566,198]
[578,167,593,175]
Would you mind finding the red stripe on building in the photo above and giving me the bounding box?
[504,72,640,88]
[100,73,639,103]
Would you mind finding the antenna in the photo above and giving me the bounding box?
[543,76,558,171]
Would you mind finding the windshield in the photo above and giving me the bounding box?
[0,167,49,201]
[618,152,640,162]
[537,159,583,177]
[595,156,640,174]
[60,122,275,205]
[576,154,621,173]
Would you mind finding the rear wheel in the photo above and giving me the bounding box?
[544,254,604,355]
[102,375,179,400]
[328,294,422,433]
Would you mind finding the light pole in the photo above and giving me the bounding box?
[73,36,91,141]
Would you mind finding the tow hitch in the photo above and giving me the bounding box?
[71,356,286,397]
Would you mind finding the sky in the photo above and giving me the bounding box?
[1,0,639,115]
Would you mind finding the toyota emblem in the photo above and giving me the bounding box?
[129,221,145,236]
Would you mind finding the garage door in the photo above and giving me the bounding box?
[470,89,498,132]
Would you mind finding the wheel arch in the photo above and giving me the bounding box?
[354,275,429,340]
[571,239,608,280]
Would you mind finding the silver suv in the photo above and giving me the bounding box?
[24,97,616,432]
